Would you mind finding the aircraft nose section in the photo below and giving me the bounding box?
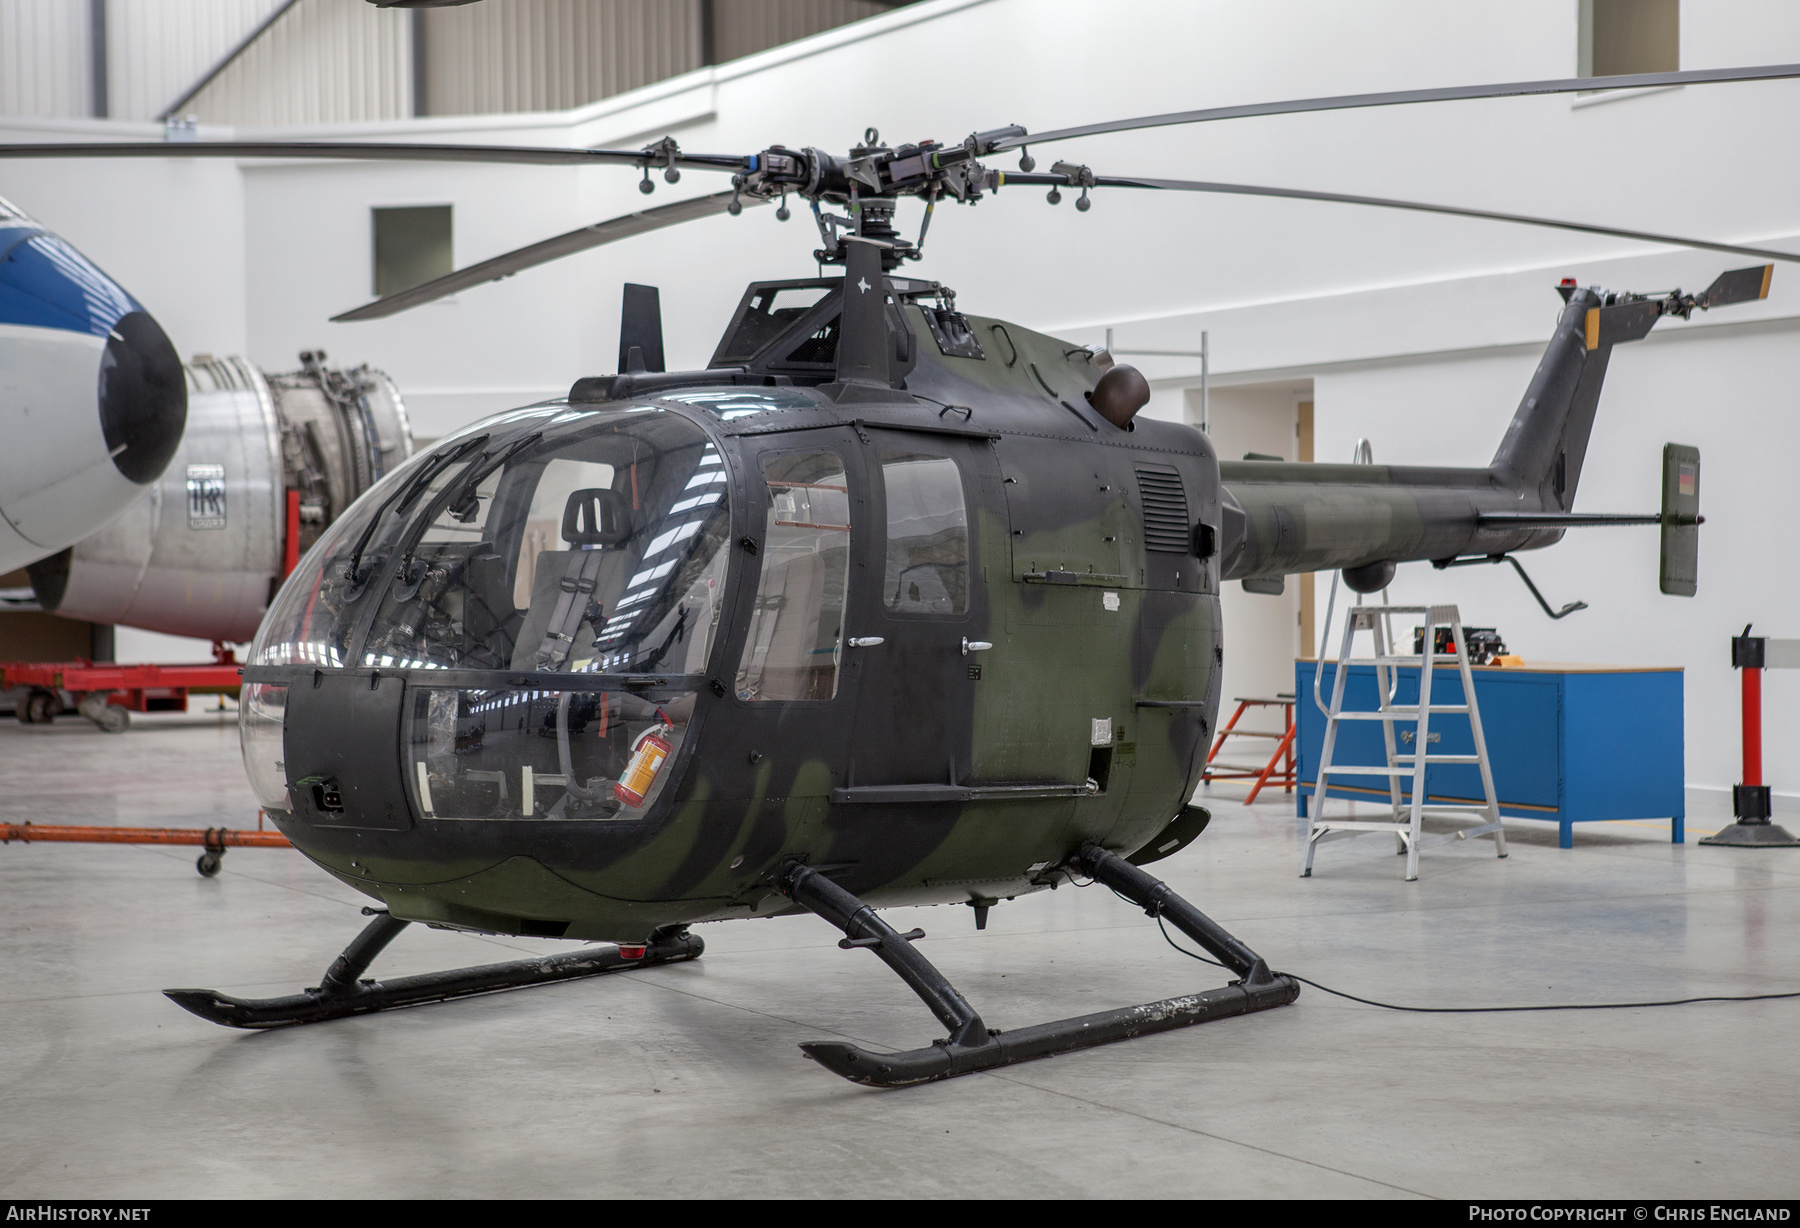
[98,310,186,483]
[0,228,187,485]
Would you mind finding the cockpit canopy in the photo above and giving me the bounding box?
[252,405,732,678]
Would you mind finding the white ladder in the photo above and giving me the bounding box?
[1303,603,1507,881]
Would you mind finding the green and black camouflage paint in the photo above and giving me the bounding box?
[249,281,1629,941]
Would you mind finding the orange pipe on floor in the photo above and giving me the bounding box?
[0,823,290,848]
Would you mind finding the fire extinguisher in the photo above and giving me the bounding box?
[614,713,674,808]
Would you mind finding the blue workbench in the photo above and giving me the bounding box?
[1294,661,1685,847]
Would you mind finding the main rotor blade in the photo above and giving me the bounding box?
[994,63,1800,150]
[1068,174,1800,265]
[333,190,757,322]
[0,140,749,171]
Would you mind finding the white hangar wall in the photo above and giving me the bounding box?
[1130,240,1800,800]
[1306,319,1800,801]
[1,0,1798,794]
[0,115,251,361]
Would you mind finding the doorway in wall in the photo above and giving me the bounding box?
[1185,380,1314,778]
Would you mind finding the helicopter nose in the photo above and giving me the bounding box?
[0,228,186,485]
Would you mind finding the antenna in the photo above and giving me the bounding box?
[1200,330,1208,434]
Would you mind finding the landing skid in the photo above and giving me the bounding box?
[164,913,702,1028]
[163,849,1294,1083]
[777,844,1299,1088]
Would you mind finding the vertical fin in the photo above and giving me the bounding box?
[1491,286,1610,510]
[1660,443,1700,597]
[618,283,664,374]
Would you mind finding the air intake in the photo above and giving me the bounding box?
[1135,464,1190,554]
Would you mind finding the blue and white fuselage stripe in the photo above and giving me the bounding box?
[0,219,143,337]
[0,197,184,573]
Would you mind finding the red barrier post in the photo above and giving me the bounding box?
[1703,625,1796,845]
[1742,659,1763,788]
[282,489,301,578]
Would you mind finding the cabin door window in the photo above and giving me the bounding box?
[880,451,969,616]
[734,450,852,701]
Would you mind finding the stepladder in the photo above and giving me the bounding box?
[1303,604,1507,881]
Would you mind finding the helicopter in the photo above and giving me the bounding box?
[0,194,187,576]
[4,60,1794,1088]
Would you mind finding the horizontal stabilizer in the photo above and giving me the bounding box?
[1661,444,1700,597]
[1478,511,1661,528]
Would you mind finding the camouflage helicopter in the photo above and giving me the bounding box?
[7,62,1796,1088]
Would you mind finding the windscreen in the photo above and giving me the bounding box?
[252,406,733,677]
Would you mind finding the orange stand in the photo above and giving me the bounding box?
[1204,696,1297,805]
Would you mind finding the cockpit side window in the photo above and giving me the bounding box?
[734,450,851,702]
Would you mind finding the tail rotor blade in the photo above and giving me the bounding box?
[1697,263,1774,309]
[333,191,757,322]
[1584,299,1665,350]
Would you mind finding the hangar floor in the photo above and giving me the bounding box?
[1,711,1796,1200]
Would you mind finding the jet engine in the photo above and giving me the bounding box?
[28,352,412,643]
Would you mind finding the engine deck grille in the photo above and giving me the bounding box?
[1135,465,1190,554]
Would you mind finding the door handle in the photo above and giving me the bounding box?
[848,636,885,648]
[962,638,993,655]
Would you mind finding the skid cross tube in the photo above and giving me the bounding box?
[164,913,703,1028]
[777,848,1297,1088]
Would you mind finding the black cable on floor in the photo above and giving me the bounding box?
[1155,914,1800,1014]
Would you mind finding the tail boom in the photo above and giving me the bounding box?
[1217,269,1742,588]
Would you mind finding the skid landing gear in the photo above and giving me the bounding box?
[777,844,1299,1088]
[164,912,702,1028]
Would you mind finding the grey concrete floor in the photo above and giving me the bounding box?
[2,710,1797,1199]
